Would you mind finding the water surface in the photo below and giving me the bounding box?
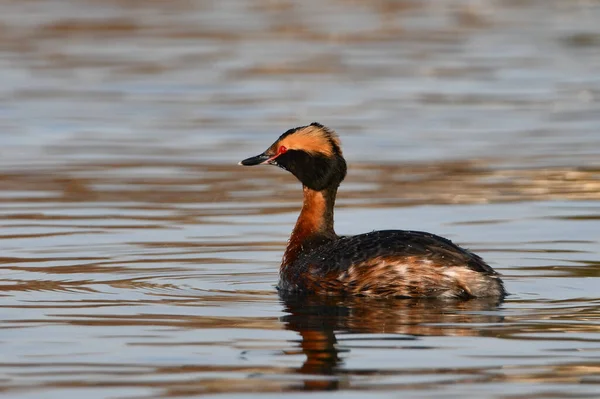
[1,1,600,398]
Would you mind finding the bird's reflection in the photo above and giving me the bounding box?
[279,293,504,391]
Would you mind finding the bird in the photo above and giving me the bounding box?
[239,123,506,299]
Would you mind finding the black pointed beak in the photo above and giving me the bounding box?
[239,153,271,166]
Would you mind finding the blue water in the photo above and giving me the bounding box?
[0,1,599,398]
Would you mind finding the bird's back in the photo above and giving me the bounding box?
[279,230,505,299]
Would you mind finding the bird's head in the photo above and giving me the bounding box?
[239,122,347,191]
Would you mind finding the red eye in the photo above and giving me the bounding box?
[278,145,287,155]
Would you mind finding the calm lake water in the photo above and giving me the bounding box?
[1,0,600,398]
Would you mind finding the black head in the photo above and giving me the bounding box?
[239,122,347,191]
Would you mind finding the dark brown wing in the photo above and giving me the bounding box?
[279,230,505,298]
[294,230,497,277]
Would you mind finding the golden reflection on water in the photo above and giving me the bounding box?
[2,161,599,210]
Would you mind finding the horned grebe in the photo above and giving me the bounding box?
[240,123,505,299]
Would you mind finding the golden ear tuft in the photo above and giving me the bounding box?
[278,124,341,157]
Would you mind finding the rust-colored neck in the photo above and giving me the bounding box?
[281,186,337,268]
